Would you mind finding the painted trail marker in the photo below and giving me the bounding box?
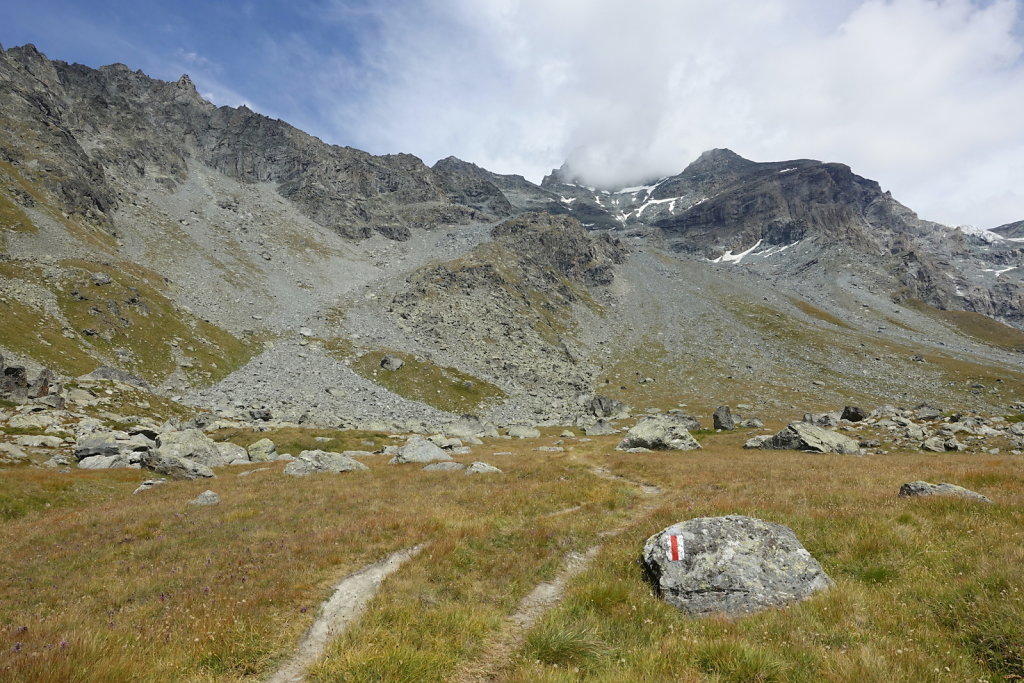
[667,534,684,562]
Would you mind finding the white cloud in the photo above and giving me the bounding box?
[320,0,1023,227]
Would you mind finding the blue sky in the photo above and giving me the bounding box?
[3,0,1023,227]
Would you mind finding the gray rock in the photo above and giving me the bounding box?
[898,481,992,503]
[712,405,735,431]
[283,450,370,476]
[641,515,832,617]
[744,435,773,449]
[465,461,502,475]
[507,425,541,439]
[132,479,168,494]
[921,436,964,452]
[189,490,221,506]
[247,438,278,462]
[79,366,150,389]
[736,418,764,429]
[215,441,251,465]
[15,435,63,448]
[380,354,405,371]
[583,419,617,436]
[156,429,225,467]
[423,461,466,472]
[389,436,452,464]
[43,454,71,468]
[590,395,627,418]
[78,454,137,469]
[0,363,29,402]
[617,415,702,451]
[0,443,30,460]
[74,432,121,459]
[841,406,868,422]
[141,451,215,480]
[749,422,861,455]
[535,446,564,452]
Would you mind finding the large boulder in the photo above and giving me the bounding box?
[389,436,452,464]
[380,354,405,371]
[283,450,370,476]
[74,432,122,459]
[246,438,279,462]
[507,425,541,439]
[590,395,628,419]
[156,429,225,467]
[0,359,29,402]
[840,406,868,422]
[141,451,215,480]
[748,422,860,455]
[641,516,832,617]
[712,405,735,431]
[465,461,502,475]
[215,442,251,465]
[617,415,701,451]
[898,481,992,503]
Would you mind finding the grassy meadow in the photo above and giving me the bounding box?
[0,428,1021,682]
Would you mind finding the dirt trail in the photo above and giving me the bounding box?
[453,462,663,682]
[267,544,426,683]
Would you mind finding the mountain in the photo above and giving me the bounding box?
[1,44,1022,427]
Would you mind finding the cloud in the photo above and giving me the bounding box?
[321,0,1024,227]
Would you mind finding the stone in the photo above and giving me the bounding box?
[79,454,136,469]
[712,405,735,431]
[560,430,576,438]
[79,366,150,389]
[640,515,832,617]
[26,368,53,399]
[74,432,121,459]
[898,481,992,503]
[380,354,405,371]
[921,437,947,452]
[389,436,452,464]
[33,393,66,409]
[590,395,627,418]
[748,422,860,455]
[535,446,564,452]
[156,429,225,467]
[15,435,63,448]
[283,450,370,476]
[132,479,168,494]
[744,435,773,449]
[249,408,272,421]
[465,461,502,475]
[0,364,29,402]
[583,419,617,436]
[507,425,541,439]
[43,454,71,468]
[423,461,466,472]
[247,438,278,462]
[215,441,251,465]
[841,406,868,422]
[141,451,215,480]
[0,443,30,461]
[736,418,764,429]
[189,490,221,506]
[617,415,702,451]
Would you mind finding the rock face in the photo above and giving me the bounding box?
[617,415,701,451]
[283,450,369,476]
[641,516,832,617]
[388,436,452,464]
[748,422,861,455]
[899,481,992,503]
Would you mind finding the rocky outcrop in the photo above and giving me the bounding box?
[641,516,832,617]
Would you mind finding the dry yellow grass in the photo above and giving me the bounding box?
[1,430,1022,682]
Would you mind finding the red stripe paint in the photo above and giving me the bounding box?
[669,535,680,561]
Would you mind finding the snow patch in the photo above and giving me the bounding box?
[711,239,763,264]
[559,196,576,204]
[957,225,1004,243]
[983,266,1018,275]
[778,167,798,174]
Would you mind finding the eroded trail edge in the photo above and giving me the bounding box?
[268,543,426,683]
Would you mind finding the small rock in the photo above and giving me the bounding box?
[133,479,168,494]
[380,354,405,371]
[189,490,221,506]
[465,461,502,475]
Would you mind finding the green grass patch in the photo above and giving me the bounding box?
[211,427,393,456]
[908,299,1024,352]
[349,349,505,414]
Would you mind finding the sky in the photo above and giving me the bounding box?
[3,0,1023,228]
